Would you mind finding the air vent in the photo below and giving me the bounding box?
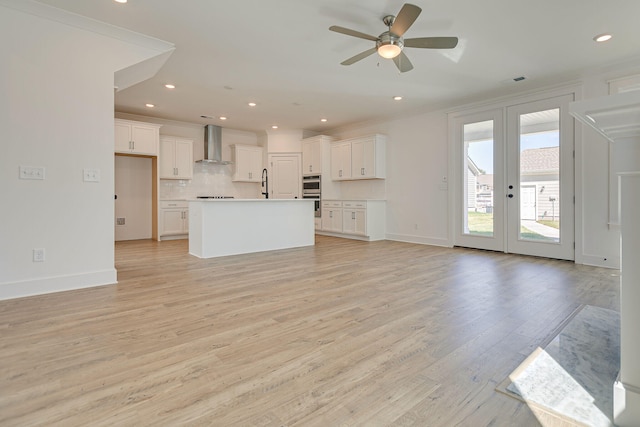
[513,76,526,82]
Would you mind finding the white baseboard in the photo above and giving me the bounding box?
[0,269,117,301]
[614,378,640,426]
[385,233,452,247]
[578,253,620,269]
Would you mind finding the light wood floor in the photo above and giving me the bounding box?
[0,236,620,426]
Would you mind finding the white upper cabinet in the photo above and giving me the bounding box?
[231,144,264,182]
[302,138,322,175]
[330,141,352,181]
[114,119,161,156]
[160,136,193,179]
[330,134,386,181]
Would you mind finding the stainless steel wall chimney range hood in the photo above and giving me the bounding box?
[197,125,231,164]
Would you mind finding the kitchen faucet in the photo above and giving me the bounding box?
[261,168,269,199]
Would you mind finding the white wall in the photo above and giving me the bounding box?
[329,113,450,246]
[0,1,173,299]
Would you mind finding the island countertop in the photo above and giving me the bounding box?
[188,199,315,258]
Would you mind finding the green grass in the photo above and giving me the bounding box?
[466,211,556,241]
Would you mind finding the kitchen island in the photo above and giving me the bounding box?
[188,199,315,258]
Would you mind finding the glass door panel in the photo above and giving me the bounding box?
[464,120,495,237]
[518,108,561,242]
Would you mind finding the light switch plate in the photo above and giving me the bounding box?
[83,168,101,182]
[19,166,45,180]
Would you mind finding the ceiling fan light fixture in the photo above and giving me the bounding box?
[378,43,402,59]
[377,32,403,59]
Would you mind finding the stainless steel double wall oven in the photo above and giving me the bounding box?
[302,175,321,218]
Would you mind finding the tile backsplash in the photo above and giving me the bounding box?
[160,163,261,199]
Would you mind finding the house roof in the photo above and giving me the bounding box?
[520,147,559,174]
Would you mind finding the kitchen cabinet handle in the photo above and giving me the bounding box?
[352,212,355,220]
[132,141,135,150]
[361,167,365,175]
[339,170,342,177]
[309,165,312,172]
[330,211,333,218]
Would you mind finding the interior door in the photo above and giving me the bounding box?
[269,154,301,199]
[453,94,574,260]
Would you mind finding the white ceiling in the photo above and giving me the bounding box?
[35,0,640,133]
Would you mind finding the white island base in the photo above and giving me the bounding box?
[189,199,315,258]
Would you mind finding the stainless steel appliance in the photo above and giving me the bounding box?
[302,175,321,218]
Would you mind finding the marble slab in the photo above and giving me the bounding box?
[506,305,620,427]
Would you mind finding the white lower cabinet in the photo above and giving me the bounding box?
[321,201,343,233]
[342,201,367,236]
[160,201,188,240]
[320,200,385,241]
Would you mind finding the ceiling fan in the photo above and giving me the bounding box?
[329,3,458,73]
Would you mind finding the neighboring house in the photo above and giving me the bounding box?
[466,158,494,213]
[466,158,480,210]
[520,146,560,221]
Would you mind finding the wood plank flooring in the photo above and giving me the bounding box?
[0,236,620,426]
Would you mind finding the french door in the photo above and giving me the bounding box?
[453,94,574,260]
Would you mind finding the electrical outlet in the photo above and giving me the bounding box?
[116,217,126,226]
[83,168,101,182]
[19,166,45,180]
[33,248,45,262]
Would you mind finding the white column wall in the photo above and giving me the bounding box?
[0,2,172,299]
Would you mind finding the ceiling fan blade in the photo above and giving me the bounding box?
[393,51,414,73]
[341,47,377,66]
[389,3,422,37]
[329,26,378,42]
[404,37,459,49]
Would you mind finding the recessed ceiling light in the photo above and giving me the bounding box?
[145,103,155,108]
[219,116,227,120]
[272,125,278,129]
[393,96,403,101]
[594,33,612,42]
[248,102,257,107]
[114,0,127,3]
[164,84,175,89]
[320,118,328,123]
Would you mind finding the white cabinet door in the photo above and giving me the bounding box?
[343,208,366,235]
[232,145,263,182]
[302,139,321,175]
[161,209,185,235]
[330,142,351,181]
[160,137,193,179]
[174,139,193,179]
[351,139,376,179]
[322,208,343,232]
[114,121,132,152]
[321,201,343,232]
[131,124,158,155]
